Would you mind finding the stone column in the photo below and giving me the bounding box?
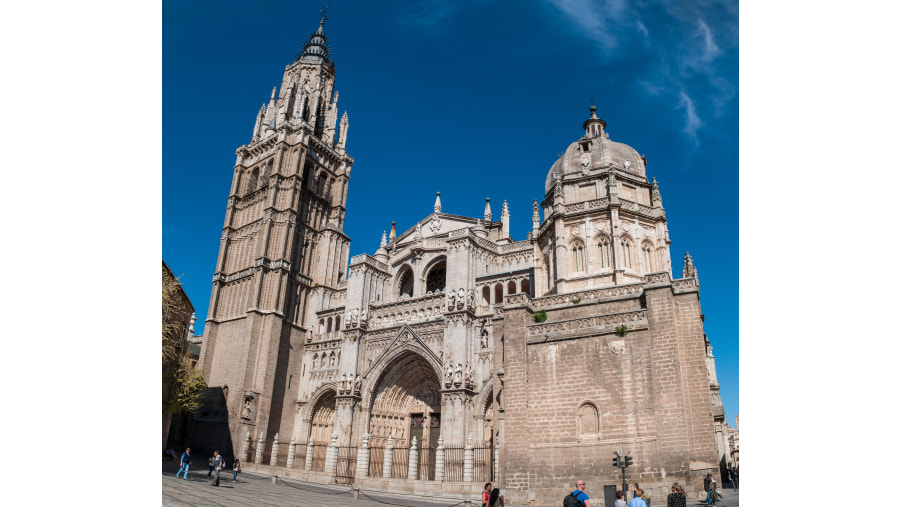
[270,433,280,466]
[255,432,265,464]
[324,431,339,475]
[305,436,314,471]
[383,436,393,478]
[494,438,499,483]
[286,435,297,468]
[355,432,370,479]
[463,434,474,482]
[408,436,419,480]
[435,437,445,482]
[241,431,251,462]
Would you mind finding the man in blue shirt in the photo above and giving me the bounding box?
[628,488,647,507]
[175,448,191,479]
[571,480,592,507]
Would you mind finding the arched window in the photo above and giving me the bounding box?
[597,237,611,269]
[577,402,600,440]
[318,318,324,335]
[326,317,332,333]
[572,242,585,272]
[620,239,632,269]
[482,286,491,306]
[520,279,530,296]
[641,243,654,273]
[335,315,341,330]
[507,281,517,295]
[247,168,259,193]
[494,284,504,305]
[397,266,414,298]
[425,260,446,293]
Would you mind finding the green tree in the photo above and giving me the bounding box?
[162,265,206,415]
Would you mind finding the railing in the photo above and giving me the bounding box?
[418,446,436,481]
[391,446,410,480]
[368,447,384,477]
[369,292,446,328]
[443,446,466,482]
[335,446,357,484]
[473,445,494,482]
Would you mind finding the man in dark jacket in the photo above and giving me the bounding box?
[703,473,713,505]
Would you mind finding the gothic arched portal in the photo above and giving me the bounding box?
[309,389,337,444]
[367,351,441,449]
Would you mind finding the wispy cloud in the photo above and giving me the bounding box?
[397,0,459,29]
[677,90,703,145]
[543,0,737,145]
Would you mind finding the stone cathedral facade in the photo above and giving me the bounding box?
[194,16,724,504]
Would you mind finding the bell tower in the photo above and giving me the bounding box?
[198,13,355,453]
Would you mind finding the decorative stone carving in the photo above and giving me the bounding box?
[481,329,489,349]
[609,340,626,355]
[464,364,474,389]
[683,252,697,278]
[444,363,453,388]
[454,363,463,386]
[429,217,442,233]
[354,374,362,395]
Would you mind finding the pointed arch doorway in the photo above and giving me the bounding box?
[367,350,442,479]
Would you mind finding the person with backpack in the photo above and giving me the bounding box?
[175,448,191,479]
[564,480,592,507]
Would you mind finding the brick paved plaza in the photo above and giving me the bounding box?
[161,461,739,507]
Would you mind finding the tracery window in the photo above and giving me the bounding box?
[572,242,585,272]
[620,239,632,269]
[425,260,446,293]
[641,243,654,273]
[597,237,611,269]
[247,168,259,193]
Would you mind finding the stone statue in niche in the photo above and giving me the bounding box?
[466,289,475,309]
[454,363,463,386]
[464,364,474,389]
[457,288,466,309]
[444,363,453,387]
[360,308,368,325]
[350,308,359,326]
[481,330,489,349]
[242,397,253,419]
[446,291,455,310]
[340,374,347,393]
[330,353,336,368]
[354,374,361,394]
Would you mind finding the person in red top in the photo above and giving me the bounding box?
[482,483,493,507]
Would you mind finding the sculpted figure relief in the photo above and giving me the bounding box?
[360,308,368,324]
[481,330,489,349]
[454,363,463,386]
[444,363,453,387]
[354,374,361,394]
[242,397,252,418]
[464,364,474,388]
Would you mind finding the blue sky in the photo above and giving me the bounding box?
[163,0,738,426]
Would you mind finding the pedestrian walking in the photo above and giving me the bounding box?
[207,456,214,477]
[709,478,720,506]
[481,482,492,507]
[563,479,592,507]
[666,483,686,507]
[628,488,647,507]
[614,490,627,507]
[487,487,505,507]
[232,458,241,482]
[209,450,223,486]
[175,448,191,479]
[703,473,713,505]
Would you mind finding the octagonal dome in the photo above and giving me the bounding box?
[545,110,646,195]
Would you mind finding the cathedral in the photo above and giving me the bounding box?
[193,15,725,504]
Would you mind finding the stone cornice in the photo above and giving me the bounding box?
[526,309,648,340]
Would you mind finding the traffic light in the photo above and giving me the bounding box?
[612,454,621,468]
[623,455,634,468]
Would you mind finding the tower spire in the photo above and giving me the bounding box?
[484,198,492,221]
[434,192,442,213]
[297,11,332,63]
